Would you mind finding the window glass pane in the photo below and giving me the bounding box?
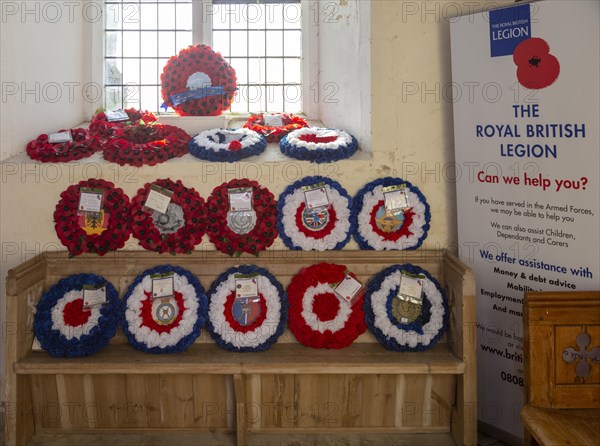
[267,58,283,84]
[267,85,284,112]
[284,58,301,84]
[105,31,122,57]
[122,3,140,30]
[140,31,157,57]
[266,31,283,57]
[284,30,301,57]
[284,86,302,113]
[140,86,158,111]
[123,58,140,85]
[246,85,265,112]
[176,32,192,51]
[158,31,176,58]
[140,3,157,29]
[231,59,248,84]
[123,31,140,57]
[230,31,248,57]
[158,3,175,29]
[248,31,265,57]
[105,59,123,85]
[266,4,284,29]
[158,58,169,82]
[230,87,248,114]
[247,4,266,30]
[248,58,266,84]
[283,3,301,29]
[213,31,230,57]
[106,3,121,29]
[141,58,158,84]
[105,86,122,110]
[176,3,192,30]
[226,4,246,31]
[123,85,140,109]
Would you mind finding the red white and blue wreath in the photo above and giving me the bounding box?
[206,265,287,352]
[189,128,267,162]
[277,176,353,251]
[352,177,430,250]
[121,266,207,354]
[280,127,358,163]
[33,274,120,357]
[130,178,206,255]
[287,263,366,349]
[363,264,448,352]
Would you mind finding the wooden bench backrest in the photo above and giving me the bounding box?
[524,291,600,409]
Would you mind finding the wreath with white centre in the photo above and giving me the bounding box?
[277,176,353,251]
[33,274,120,357]
[189,128,267,162]
[364,264,448,352]
[206,265,287,352]
[352,177,430,250]
[121,266,207,354]
[280,127,358,163]
[287,263,366,349]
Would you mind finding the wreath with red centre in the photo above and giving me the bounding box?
[243,113,309,144]
[161,45,237,116]
[26,128,101,163]
[53,179,133,256]
[287,263,367,349]
[89,108,157,137]
[130,178,206,255]
[352,177,431,251]
[102,123,191,167]
[205,179,278,256]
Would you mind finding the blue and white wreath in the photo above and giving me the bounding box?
[279,127,358,163]
[189,128,267,162]
[277,176,353,251]
[33,274,119,357]
[206,265,288,352]
[364,264,448,352]
[121,265,207,354]
[352,177,431,251]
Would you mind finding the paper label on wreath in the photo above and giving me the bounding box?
[333,273,364,305]
[152,296,179,326]
[105,109,129,122]
[264,113,284,127]
[228,188,253,212]
[234,274,259,299]
[78,210,109,235]
[393,272,424,324]
[302,183,330,211]
[48,130,72,144]
[144,184,173,214]
[232,274,261,326]
[383,185,410,215]
[78,188,104,215]
[152,203,184,235]
[83,284,107,308]
[151,273,174,299]
[316,129,339,139]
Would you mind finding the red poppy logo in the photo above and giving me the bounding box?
[513,37,560,89]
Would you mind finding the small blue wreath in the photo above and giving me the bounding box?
[276,175,354,251]
[279,129,358,163]
[189,128,267,162]
[33,274,119,358]
[352,177,431,250]
[206,265,288,352]
[364,264,448,352]
[120,265,208,354]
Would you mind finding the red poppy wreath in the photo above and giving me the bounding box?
[205,179,278,256]
[102,123,191,167]
[130,178,206,255]
[26,128,101,163]
[244,113,309,144]
[287,263,367,349]
[54,179,132,256]
[89,108,157,137]
[161,45,237,116]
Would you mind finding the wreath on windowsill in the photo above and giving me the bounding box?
[205,179,278,256]
[352,177,431,251]
[89,108,157,137]
[53,178,132,256]
[280,127,358,163]
[243,113,308,143]
[26,128,101,163]
[364,264,448,352]
[277,176,353,251]
[161,45,237,116]
[206,265,287,352]
[130,178,206,255]
[287,263,366,349]
[121,265,208,354]
[33,274,120,357]
[101,123,191,167]
[189,128,267,162]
